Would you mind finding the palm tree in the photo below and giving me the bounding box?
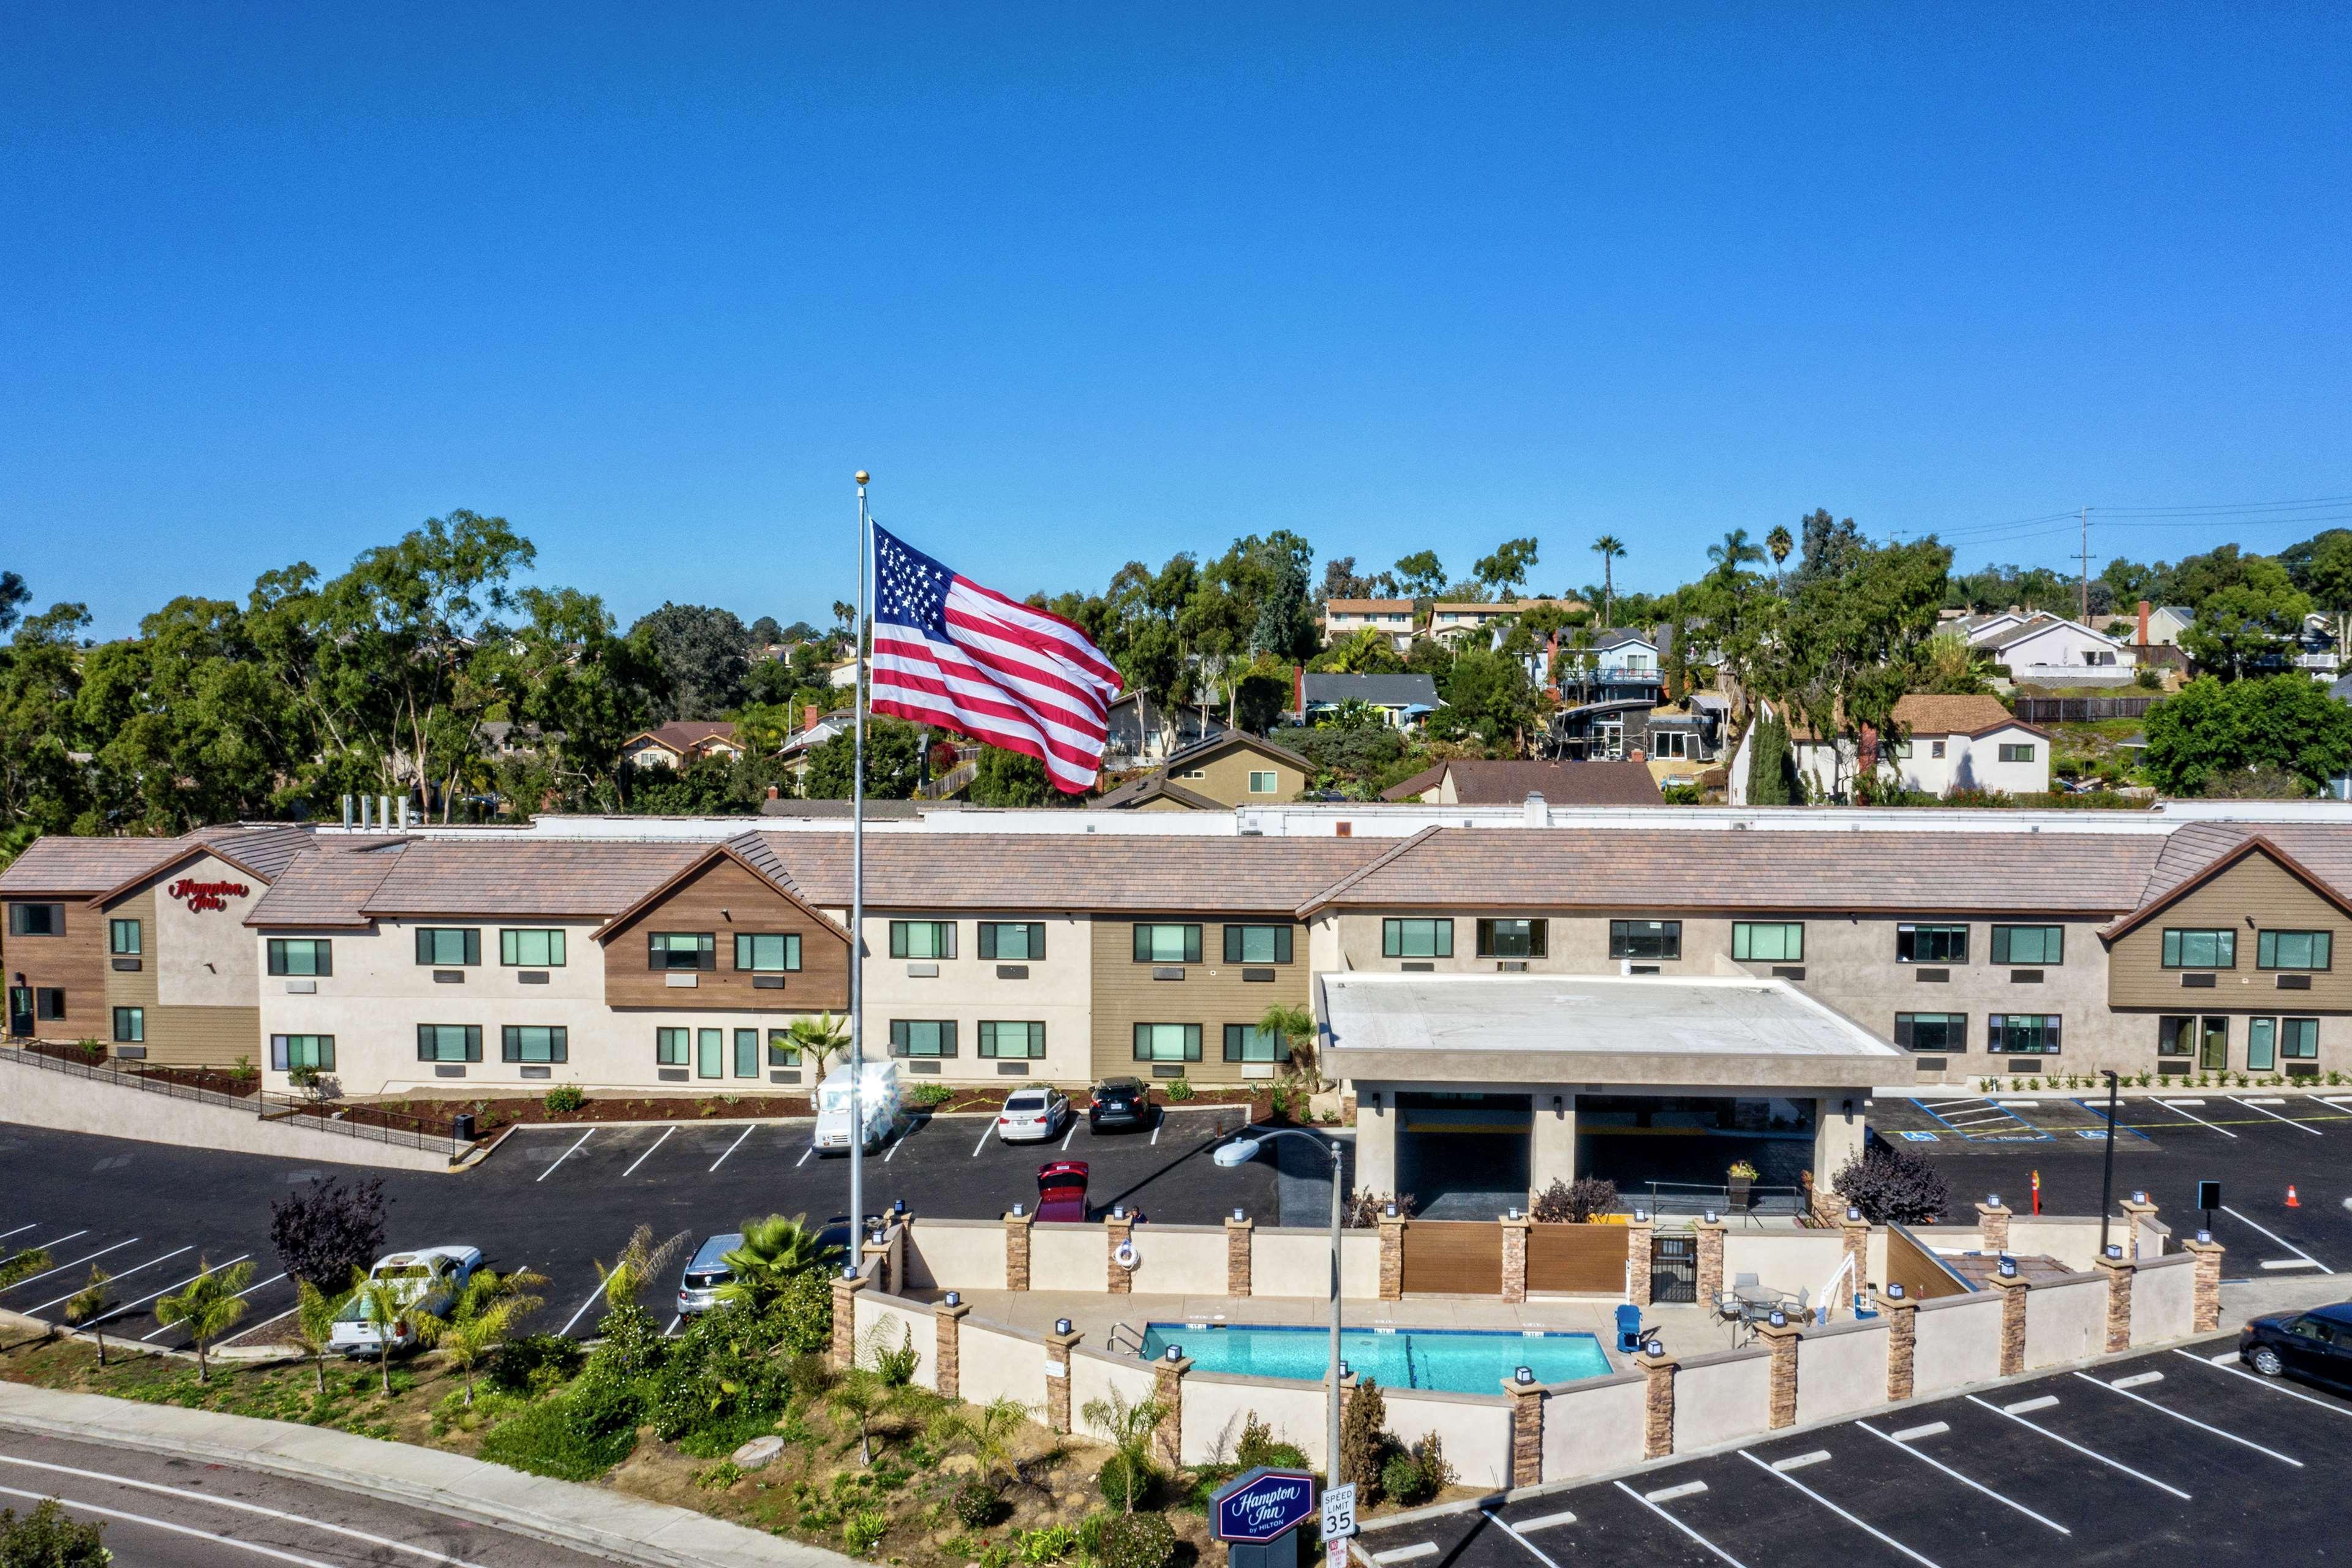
[350,1269,428,1397]
[285,1277,356,1394]
[155,1258,257,1386]
[929,1396,1030,1494]
[594,1224,689,1316]
[827,1368,889,1465]
[1707,529,1764,583]
[784,1012,851,1076]
[61,1268,115,1368]
[1079,1386,1167,1513]
[424,1267,548,1407]
[1257,1003,1318,1085]
[1765,524,1794,591]
[719,1215,840,1313]
[1589,537,1626,627]
[0,1248,51,1291]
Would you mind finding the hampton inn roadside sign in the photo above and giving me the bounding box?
[167,877,250,913]
[1212,1467,1317,1545]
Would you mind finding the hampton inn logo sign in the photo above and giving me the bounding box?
[167,877,251,913]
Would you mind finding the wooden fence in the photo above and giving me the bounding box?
[1400,1220,1503,1295]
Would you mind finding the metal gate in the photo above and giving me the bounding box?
[1650,1232,1697,1305]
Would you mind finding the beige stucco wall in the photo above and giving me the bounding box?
[1122,1227,1228,1296]
[1724,1231,1847,1300]
[1182,1373,1330,1466]
[1382,1390,1514,1492]
[1071,1351,1159,1442]
[1249,1230,1381,1300]
[956,1322,1044,1414]
[2023,1275,2109,1369]
[156,855,268,1009]
[2008,1216,2108,1272]
[1911,1294,2002,1395]
[904,1219,1009,1292]
[853,1294,939,1386]
[1030,1226,1109,1292]
[2131,1255,2194,1341]
[1794,1322,1887,1425]
[1672,1350,1770,1451]
[853,912,1095,1086]
[1539,1374,1647,1481]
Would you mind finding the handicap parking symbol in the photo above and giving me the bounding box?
[1899,1131,1939,1142]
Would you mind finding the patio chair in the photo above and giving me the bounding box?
[1615,1303,1649,1354]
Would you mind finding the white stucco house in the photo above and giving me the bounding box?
[1963,612,2137,684]
[1789,693,2052,799]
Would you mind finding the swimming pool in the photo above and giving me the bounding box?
[1136,1323,1610,1394]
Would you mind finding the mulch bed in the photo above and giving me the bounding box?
[132,1063,262,1098]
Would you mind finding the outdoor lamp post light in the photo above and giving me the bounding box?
[944,1291,961,1308]
[1768,1310,1786,1329]
[1166,1344,1184,1362]
[842,1264,858,1280]
[1644,1338,1664,1358]
[1846,1206,1862,1223]
[1112,1205,1127,1219]
[2132,1191,2147,1204]
[1703,1209,1718,1225]
[2197,1229,2212,1244]
[1509,1206,1521,1221]
[894,1199,907,1217]
[1384,1200,1399,1218]
[1886,1283,1905,1300]
[1054,1318,1072,1336]
[1634,1207,1649,1223]
[2105,1243,2124,1259]
[1216,1131,1348,1488]
[1012,1202,1025,1218]
[1997,1256,2018,1280]
[1515,1366,1535,1385]
[1234,1207,1246,1221]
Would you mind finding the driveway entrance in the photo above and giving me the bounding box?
[1395,1091,1531,1219]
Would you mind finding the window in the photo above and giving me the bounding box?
[270,1035,334,1071]
[767,1029,801,1067]
[413,927,481,967]
[1652,732,1694,760]
[890,921,957,960]
[7,903,62,937]
[108,919,141,957]
[1732,922,1803,963]
[698,1028,725,1078]
[2283,1017,2320,1060]
[889,1020,958,1058]
[1609,920,1682,960]
[1930,740,1947,759]
[1133,1023,1202,1063]
[656,1027,690,1066]
[32,988,64,1020]
[979,1021,1047,1059]
[978,923,1046,961]
[499,929,567,967]
[649,932,716,971]
[2161,929,2236,969]
[1475,919,1548,959]
[1247,771,1280,794]
[2248,1017,2278,1072]
[1223,1023,1284,1063]
[1133,924,1203,963]
[1987,1014,2062,1055]
[502,1025,568,1064]
[1893,1013,1966,1052]
[1896,924,1967,964]
[2157,1016,2201,1058]
[1381,919,1453,959]
[1224,925,1294,963]
[416,1024,482,1063]
[1991,925,2064,965]
[2258,930,2333,971]
[734,933,802,972]
[112,1006,143,1044]
[1998,744,2036,763]
[266,938,333,977]
[734,1028,760,1078]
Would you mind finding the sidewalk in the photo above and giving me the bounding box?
[0,1380,854,1568]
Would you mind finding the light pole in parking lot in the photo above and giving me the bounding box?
[2098,1069,2120,1258]
[1215,1129,1345,1488]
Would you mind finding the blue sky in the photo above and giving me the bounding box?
[6,5,2349,638]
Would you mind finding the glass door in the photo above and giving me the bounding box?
[5,987,29,1038]
[2247,1018,2277,1072]
[2199,1017,2230,1072]
[1594,720,1623,759]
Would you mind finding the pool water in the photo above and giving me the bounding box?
[1137,1323,1610,1393]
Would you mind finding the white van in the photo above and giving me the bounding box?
[813,1060,906,1155]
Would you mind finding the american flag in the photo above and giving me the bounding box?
[869,522,1124,794]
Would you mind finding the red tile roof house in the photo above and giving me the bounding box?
[1779,695,2052,801]
[620,721,745,771]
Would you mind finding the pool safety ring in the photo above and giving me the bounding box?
[1114,1240,1140,1272]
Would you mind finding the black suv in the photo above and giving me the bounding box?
[2239,1300,2352,1389]
[1088,1077,1157,1133]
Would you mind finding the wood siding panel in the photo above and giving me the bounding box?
[4,899,108,1040]
[600,858,850,1012]
[1526,1224,1628,1294]
[2109,853,2352,1012]
[104,888,160,1016]
[1401,1221,1504,1295]
[138,1007,263,1068]
[1088,916,1310,1085]
[1884,1224,1971,1301]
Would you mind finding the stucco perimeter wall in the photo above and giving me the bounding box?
[1124,1227,1227,1296]
[2024,1274,2108,1370]
[1070,1350,1160,1444]
[0,1053,453,1173]
[1383,1390,1514,1493]
[2132,1255,2195,1341]
[956,1322,1047,1417]
[905,1221,1008,1292]
[1911,1294,2003,1396]
[1672,1350,1770,1452]
[1182,1374,1331,1468]
[2009,1217,2108,1272]
[1723,1231,1845,1298]
[1794,1322,1885,1427]
[1253,1230,1381,1300]
[853,1294,938,1387]
[1539,1374,1647,1482]
[1031,1226,1108,1292]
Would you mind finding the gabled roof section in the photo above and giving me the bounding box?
[1295,825,1444,916]
[2100,829,2352,941]
[0,835,191,897]
[89,826,326,909]
[246,840,414,928]
[1301,674,1442,709]
[1378,763,1450,803]
[1090,775,1227,812]
[589,841,849,943]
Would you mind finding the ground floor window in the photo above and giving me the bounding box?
[112,1006,143,1043]
[271,1034,334,1071]
[1987,1014,2060,1054]
[767,1030,801,1067]
[1476,919,1547,959]
[503,1025,567,1064]
[696,1028,725,1078]
[1893,1012,1965,1052]
[1134,1022,1201,1063]
[416,1023,481,1063]
[656,1027,690,1067]
[2284,1016,2320,1059]
[36,988,66,1020]
[979,1020,1046,1058]
[2249,1016,2320,1069]
[891,1019,958,1058]
[1609,920,1681,960]
[1223,1023,1284,1062]
[2157,1016,2201,1060]
[1382,919,1452,959]
[734,1028,760,1077]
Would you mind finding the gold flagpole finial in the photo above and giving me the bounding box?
[854,470,870,486]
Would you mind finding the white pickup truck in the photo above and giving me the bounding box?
[330,1246,483,1357]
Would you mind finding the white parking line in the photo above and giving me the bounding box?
[143,1272,288,1341]
[1371,1546,1437,1564]
[1963,1394,2191,1498]
[1479,1509,1564,1568]
[14,1229,89,1257]
[1515,1510,1577,1533]
[535,1128,595,1182]
[1150,1120,1161,1146]
[557,1280,609,1337]
[0,1224,38,1243]
[884,1128,907,1163]
[2153,1099,2238,1139]
[666,1313,682,1335]
[709,1125,755,1172]
[1858,1420,2068,1534]
[796,1145,814,1169]
[1061,1122,1077,1152]
[1738,1450,1940,1567]
[2071,1370,2302,1465]
[620,1126,674,1177]
[0,1482,346,1568]
[96,1253,253,1329]
[1613,1480,1750,1568]
[25,1247,191,1316]
[2222,1205,2334,1273]
[0,1453,495,1567]
[2230,1096,2324,1136]
[0,1237,143,1294]
[972,1124,996,1157]
[2173,1346,2352,1416]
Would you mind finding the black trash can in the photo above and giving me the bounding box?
[451,1112,477,1144]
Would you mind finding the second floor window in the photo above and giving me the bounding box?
[1732,922,1803,962]
[503,1025,568,1064]
[1224,925,1293,963]
[1896,924,1967,964]
[1609,920,1681,960]
[1382,918,1452,959]
[417,1024,482,1063]
[1134,1022,1202,1062]
[1991,925,2063,965]
[7,903,62,937]
[2257,930,2332,971]
[1134,924,1203,963]
[891,921,957,960]
[649,932,715,971]
[890,1019,957,1058]
[1476,919,1547,959]
[109,919,141,956]
[1248,771,1280,794]
[979,922,1046,961]
[415,928,480,967]
[1893,1012,1965,1052]
[267,938,332,977]
[2162,929,2235,970]
[500,929,567,967]
[735,933,802,971]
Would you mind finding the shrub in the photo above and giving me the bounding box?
[1096,1457,1152,1512]
[543,1084,586,1115]
[695,1460,745,1491]
[587,1302,668,1382]
[488,1333,583,1395]
[775,1266,835,1355]
[953,1478,1003,1528]
[1020,1523,1082,1562]
[477,1392,638,1480]
[269,1175,387,1293]
[842,1508,890,1555]
[566,1366,645,1444]
[1164,1077,1196,1102]
[1380,1451,1425,1506]
[0,1498,109,1566]
[1096,1512,1176,1568]
[1234,1413,1311,1471]
[910,1082,956,1107]
[228,1055,257,1082]
[1831,1140,1951,1226]
[1338,1377,1389,1502]
[649,1305,792,1443]
[1532,1177,1617,1224]
[1344,1191,1417,1228]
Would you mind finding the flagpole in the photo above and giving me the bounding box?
[850,469,870,1259]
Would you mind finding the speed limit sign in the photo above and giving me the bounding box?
[1322,1482,1357,1540]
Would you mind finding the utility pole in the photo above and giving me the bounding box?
[2078,507,2091,624]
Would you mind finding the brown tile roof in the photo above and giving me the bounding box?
[243,841,415,927]
[1295,826,2167,916]
[1090,775,1226,811]
[247,838,712,925]
[1379,764,1449,802]
[1399,760,1665,807]
[0,834,189,896]
[1789,694,2049,744]
[1323,599,1415,614]
[631,720,741,753]
[2105,822,2352,936]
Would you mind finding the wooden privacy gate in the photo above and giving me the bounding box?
[1526,1223,1628,1295]
[1400,1221,1504,1295]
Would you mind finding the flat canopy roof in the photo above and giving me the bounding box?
[1320,973,1904,1092]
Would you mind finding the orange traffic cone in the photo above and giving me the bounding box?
[2286,1185,2301,1208]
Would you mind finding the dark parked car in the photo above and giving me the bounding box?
[2239,1300,2352,1388]
[1036,1160,1090,1223]
[1088,1077,1158,1133]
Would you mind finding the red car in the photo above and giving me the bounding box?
[1036,1161,1090,1223]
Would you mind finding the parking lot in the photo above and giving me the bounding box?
[0,1103,1278,1349]
[1370,1332,2351,1568]
[1876,1091,2352,1278]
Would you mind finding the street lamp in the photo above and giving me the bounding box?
[1216,1132,1346,1487]
[2098,1070,2120,1259]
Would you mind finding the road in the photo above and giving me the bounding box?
[0,1429,615,1566]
